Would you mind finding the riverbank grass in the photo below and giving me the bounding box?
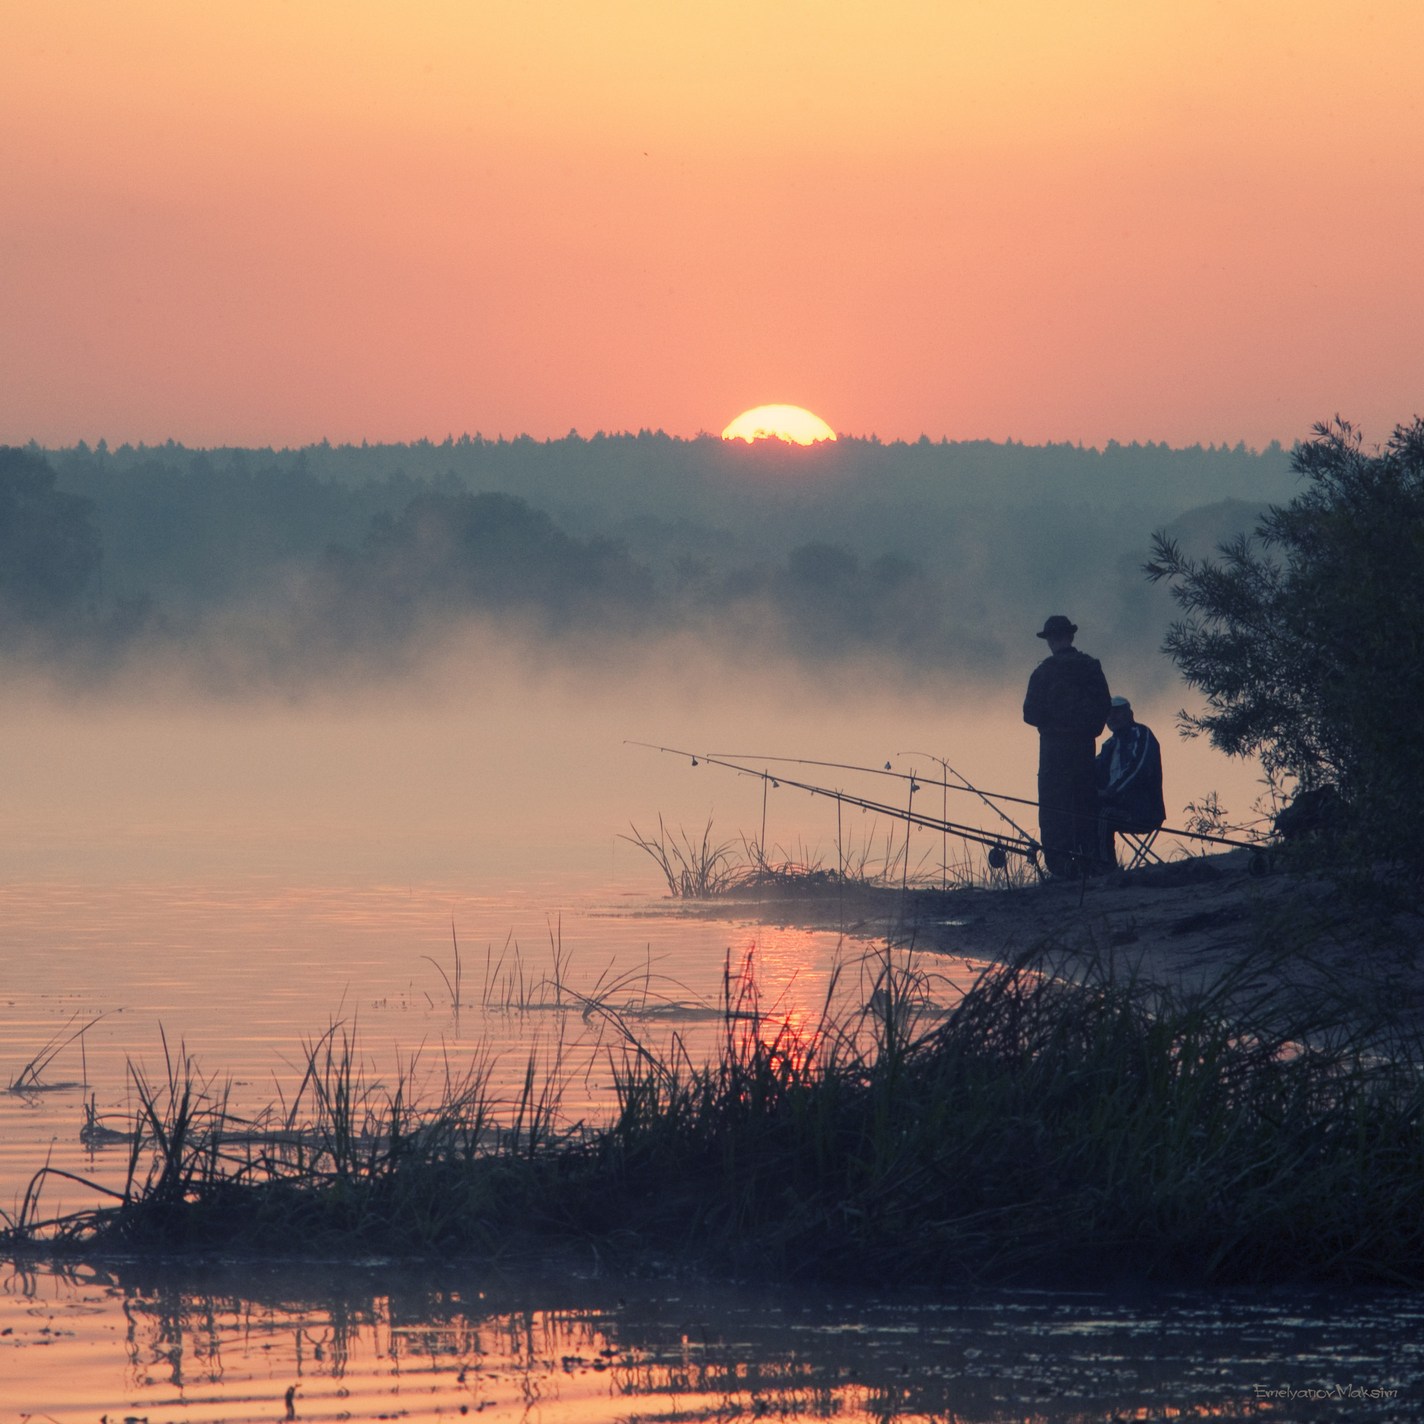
[6,939,1424,1286]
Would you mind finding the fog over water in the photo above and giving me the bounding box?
[4,628,1266,891]
[17,434,1296,700]
[1,436,1285,1218]
[8,430,1298,875]
[4,437,1386,1421]
[0,626,1265,1201]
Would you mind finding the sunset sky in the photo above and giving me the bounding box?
[4,1,1421,451]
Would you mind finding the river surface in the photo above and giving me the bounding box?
[4,1258,1421,1422]
[0,873,951,1219]
[5,677,1405,1421]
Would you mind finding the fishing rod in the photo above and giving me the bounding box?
[626,741,1042,863]
[897,748,1040,852]
[703,748,1262,853]
[709,750,1043,813]
[709,744,1044,880]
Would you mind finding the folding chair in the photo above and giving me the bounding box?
[1117,826,1164,871]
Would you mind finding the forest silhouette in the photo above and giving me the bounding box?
[3,433,1293,693]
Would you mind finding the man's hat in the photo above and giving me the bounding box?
[1110,695,1131,708]
[1036,615,1077,640]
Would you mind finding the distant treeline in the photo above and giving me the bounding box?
[1,434,1295,692]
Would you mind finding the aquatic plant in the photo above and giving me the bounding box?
[5,937,1424,1288]
[420,920,463,1016]
[623,813,983,899]
[6,1011,107,1095]
[468,921,666,1017]
[623,816,741,897]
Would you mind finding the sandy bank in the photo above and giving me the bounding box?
[716,849,1424,1023]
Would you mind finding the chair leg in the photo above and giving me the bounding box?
[1120,829,1162,870]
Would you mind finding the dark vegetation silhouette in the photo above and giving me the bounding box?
[7,433,1294,689]
[319,489,655,640]
[10,939,1424,1288]
[0,446,102,635]
[1147,417,1424,878]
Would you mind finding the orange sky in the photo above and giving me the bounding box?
[3,1,1421,450]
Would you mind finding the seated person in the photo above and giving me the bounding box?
[1096,696,1165,867]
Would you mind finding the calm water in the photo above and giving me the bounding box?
[0,875,957,1215]
[0,676,1366,1420]
[4,1259,1422,1421]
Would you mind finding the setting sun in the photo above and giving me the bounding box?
[721,405,837,446]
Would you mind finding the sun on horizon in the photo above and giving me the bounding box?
[721,405,837,446]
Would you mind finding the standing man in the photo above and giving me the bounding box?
[1023,615,1112,877]
[1096,696,1166,868]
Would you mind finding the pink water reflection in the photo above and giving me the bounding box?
[5,1259,1412,1422]
[0,876,965,1223]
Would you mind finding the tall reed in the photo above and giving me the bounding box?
[7,936,1424,1287]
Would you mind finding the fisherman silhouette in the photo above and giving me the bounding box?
[1022,615,1111,877]
[1095,695,1165,868]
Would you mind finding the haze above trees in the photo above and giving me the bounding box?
[4,432,1295,694]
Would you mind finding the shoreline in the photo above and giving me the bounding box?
[708,848,1424,1021]
[6,850,1423,1287]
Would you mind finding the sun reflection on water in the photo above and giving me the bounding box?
[0,882,984,1222]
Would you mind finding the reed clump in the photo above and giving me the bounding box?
[7,941,1424,1287]
[624,814,984,899]
[623,816,742,898]
[571,941,1424,1286]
